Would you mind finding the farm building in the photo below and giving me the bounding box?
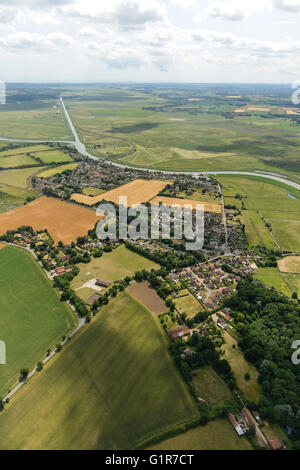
[95,279,111,288]
[169,326,190,339]
[241,407,256,428]
[268,438,284,451]
[86,293,101,306]
[55,266,66,275]
[228,413,244,436]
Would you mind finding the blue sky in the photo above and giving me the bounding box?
[0,0,300,82]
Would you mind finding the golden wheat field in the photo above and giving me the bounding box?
[150,196,222,214]
[0,196,103,245]
[71,179,171,207]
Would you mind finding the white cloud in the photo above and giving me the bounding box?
[0,6,59,25]
[78,27,97,37]
[205,3,246,21]
[83,40,147,68]
[0,0,73,5]
[60,0,166,31]
[0,31,72,50]
[273,0,300,12]
[197,0,273,22]
[192,28,300,59]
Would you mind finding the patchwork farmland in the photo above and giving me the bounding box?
[0,245,76,397]
[71,179,171,207]
[0,196,103,245]
[0,292,198,450]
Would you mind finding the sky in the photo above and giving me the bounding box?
[0,0,300,83]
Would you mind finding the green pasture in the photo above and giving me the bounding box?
[0,246,76,398]
[71,245,159,289]
[0,291,197,450]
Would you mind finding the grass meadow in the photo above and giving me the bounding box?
[192,366,231,405]
[254,267,300,298]
[0,291,198,450]
[71,244,160,289]
[0,245,77,398]
[174,292,204,318]
[148,418,253,450]
[220,330,261,402]
[65,90,300,177]
[0,107,72,140]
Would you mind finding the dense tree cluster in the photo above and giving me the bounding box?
[225,278,300,439]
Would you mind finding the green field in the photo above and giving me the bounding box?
[220,330,261,402]
[64,86,300,177]
[192,366,231,405]
[148,418,253,450]
[217,175,300,251]
[0,107,72,140]
[0,245,77,397]
[0,291,198,450]
[32,150,73,164]
[0,145,50,157]
[254,267,300,298]
[174,292,204,318]
[0,145,73,169]
[0,184,36,213]
[71,245,160,289]
[0,144,75,211]
[0,154,38,169]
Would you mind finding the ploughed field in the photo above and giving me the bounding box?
[0,245,76,397]
[0,291,198,450]
[127,281,167,314]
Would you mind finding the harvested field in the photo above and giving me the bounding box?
[128,281,167,314]
[0,196,103,245]
[278,256,300,274]
[71,179,170,207]
[150,196,222,214]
